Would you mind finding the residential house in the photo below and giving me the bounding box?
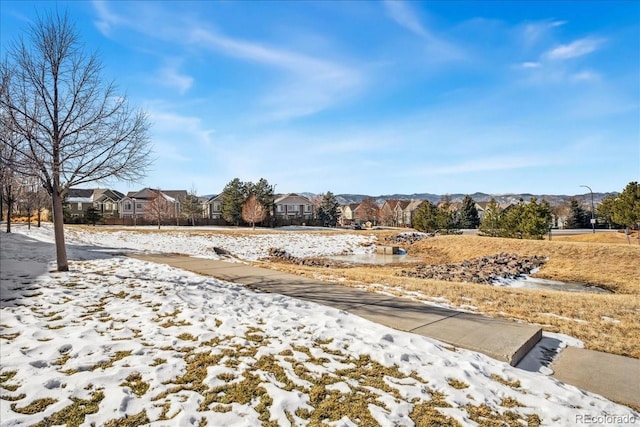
[119,188,187,220]
[206,194,223,219]
[379,200,409,227]
[65,188,94,218]
[339,203,360,226]
[403,199,426,227]
[353,199,380,226]
[274,193,313,220]
[93,189,124,218]
[197,197,210,219]
[474,201,490,221]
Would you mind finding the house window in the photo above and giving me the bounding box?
[136,203,142,209]
[305,205,311,212]
[277,205,283,212]
[77,203,82,210]
[106,202,113,210]
[125,202,132,211]
[214,203,220,211]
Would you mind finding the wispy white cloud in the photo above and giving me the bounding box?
[383,0,466,62]
[156,64,194,94]
[383,0,427,37]
[521,20,566,46]
[93,0,127,37]
[546,37,605,60]
[189,28,364,121]
[520,61,541,69]
[571,70,600,82]
[148,109,215,147]
[92,2,364,121]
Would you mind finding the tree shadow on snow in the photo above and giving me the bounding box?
[0,229,126,309]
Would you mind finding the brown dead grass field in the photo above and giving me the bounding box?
[257,231,640,359]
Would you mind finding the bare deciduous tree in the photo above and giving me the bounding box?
[144,190,173,229]
[0,124,21,233]
[242,194,266,230]
[0,12,151,270]
[356,197,379,225]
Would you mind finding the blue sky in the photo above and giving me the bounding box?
[2,1,638,196]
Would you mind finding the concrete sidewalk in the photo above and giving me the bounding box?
[132,253,640,410]
[551,347,639,410]
[132,253,541,367]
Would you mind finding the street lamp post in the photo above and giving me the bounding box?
[580,185,595,234]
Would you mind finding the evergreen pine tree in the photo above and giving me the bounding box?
[502,199,525,238]
[221,178,246,225]
[413,201,439,232]
[317,191,340,226]
[565,198,588,229]
[458,195,480,229]
[520,198,552,239]
[478,198,502,237]
[436,195,458,234]
[84,206,102,226]
[612,181,640,230]
[250,178,275,223]
[597,195,618,229]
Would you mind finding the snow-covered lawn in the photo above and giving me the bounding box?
[1,225,637,426]
[63,226,376,261]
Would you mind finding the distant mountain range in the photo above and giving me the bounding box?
[299,192,617,207]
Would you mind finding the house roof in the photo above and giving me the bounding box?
[404,199,425,212]
[93,189,124,203]
[397,200,411,210]
[274,193,312,204]
[66,188,94,203]
[162,190,188,201]
[124,188,186,202]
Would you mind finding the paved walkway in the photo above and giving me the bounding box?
[132,253,541,366]
[131,253,640,410]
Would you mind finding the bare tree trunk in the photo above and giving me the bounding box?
[51,191,68,271]
[27,205,31,230]
[6,198,12,233]
[37,208,41,227]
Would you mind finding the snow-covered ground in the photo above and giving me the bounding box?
[63,225,376,261]
[1,224,638,426]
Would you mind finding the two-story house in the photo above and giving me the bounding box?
[93,189,124,218]
[120,188,187,220]
[206,194,223,219]
[65,188,95,219]
[274,193,313,220]
[339,203,360,225]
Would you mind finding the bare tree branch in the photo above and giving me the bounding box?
[0,11,152,270]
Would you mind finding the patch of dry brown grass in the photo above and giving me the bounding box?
[405,235,639,294]
[262,234,640,358]
[551,230,639,245]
